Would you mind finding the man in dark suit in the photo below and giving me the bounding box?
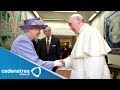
[37,26,60,72]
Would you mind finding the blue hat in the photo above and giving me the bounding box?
[20,18,48,30]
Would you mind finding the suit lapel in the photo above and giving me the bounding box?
[43,38,47,54]
[49,36,54,53]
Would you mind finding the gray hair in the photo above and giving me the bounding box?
[70,14,85,22]
[22,29,30,33]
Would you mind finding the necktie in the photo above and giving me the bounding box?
[46,37,50,53]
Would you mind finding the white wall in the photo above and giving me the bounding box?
[38,21,75,39]
[91,11,120,66]
[26,11,35,19]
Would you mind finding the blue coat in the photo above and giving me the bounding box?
[11,34,54,70]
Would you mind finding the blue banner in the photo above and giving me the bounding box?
[0,47,65,79]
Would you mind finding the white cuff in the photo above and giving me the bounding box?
[54,60,63,67]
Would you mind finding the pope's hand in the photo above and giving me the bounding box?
[54,60,63,67]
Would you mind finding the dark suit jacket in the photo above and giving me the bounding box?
[37,36,60,61]
[32,40,38,52]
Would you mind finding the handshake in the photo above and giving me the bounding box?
[54,59,65,67]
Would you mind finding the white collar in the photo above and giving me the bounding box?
[46,36,51,40]
[79,23,88,34]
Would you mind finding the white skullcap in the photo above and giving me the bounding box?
[70,14,83,19]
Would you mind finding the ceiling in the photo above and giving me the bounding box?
[37,11,97,22]
[36,11,100,37]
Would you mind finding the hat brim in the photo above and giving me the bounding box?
[20,25,48,30]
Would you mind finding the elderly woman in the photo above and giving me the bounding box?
[11,18,62,70]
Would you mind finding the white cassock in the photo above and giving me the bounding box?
[63,23,111,79]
